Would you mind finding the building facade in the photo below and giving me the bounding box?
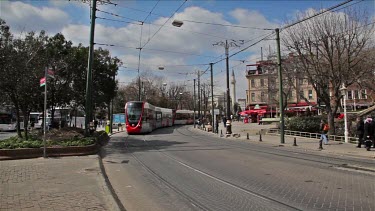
[245,57,374,117]
[245,58,318,117]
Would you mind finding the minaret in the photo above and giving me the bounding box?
[231,69,236,111]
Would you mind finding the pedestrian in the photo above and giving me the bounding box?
[94,119,98,130]
[356,116,364,148]
[319,120,329,149]
[258,115,263,125]
[363,116,373,151]
[223,116,227,128]
[215,116,219,133]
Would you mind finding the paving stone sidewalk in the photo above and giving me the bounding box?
[0,155,119,211]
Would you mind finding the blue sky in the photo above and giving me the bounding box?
[1,0,374,99]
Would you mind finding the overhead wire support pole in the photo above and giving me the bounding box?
[210,63,214,133]
[275,28,285,144]
[198,70,201,120]
[193,79,196,128]
[85,0,97,136]
[225,40,230,124]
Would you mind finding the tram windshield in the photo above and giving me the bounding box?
[126,102,143,124]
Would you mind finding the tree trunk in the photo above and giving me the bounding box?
[15,107,22,138]
[327,109,335,135]
[22,109,30,140]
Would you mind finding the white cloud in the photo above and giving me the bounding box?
[3,1,281,100]
[1,1,69,35]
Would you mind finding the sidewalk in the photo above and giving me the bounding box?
[0,155,119,211]
[200,121,375,160]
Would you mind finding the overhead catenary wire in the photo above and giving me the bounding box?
[140,0,188,49]
[96,16,142,25]
[180,19,274,31]
[96,8,143,23]
[282,0,354,30]
[95,43,219,58]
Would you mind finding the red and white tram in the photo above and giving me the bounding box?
[125,101,193,134]
[174,110,194,125]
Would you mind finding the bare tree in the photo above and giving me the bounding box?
[282,8,375,134]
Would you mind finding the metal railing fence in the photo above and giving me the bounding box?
[266,129,358,143]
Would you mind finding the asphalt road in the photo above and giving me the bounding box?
[102,126,375,211]
[0,132,16,140]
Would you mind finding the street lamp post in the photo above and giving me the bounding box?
[340,83,349,143]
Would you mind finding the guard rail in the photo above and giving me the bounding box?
[266,129,358,143]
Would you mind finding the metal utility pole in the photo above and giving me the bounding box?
[109,75,115,134]
[85,0,97,136]
[193,79,196,128]
[203,84,206,119]
[276,28,285,144]
[43,67,47,158]
[213,40,243,134]
[198,70,201,120]
[225,40,230,126]
[210,63,214,132]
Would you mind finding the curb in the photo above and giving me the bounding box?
[98,149,126,211]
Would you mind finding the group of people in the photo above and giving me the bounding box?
[319,116,375,151]
[356,116,375,151]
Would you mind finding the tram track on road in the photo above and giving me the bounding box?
[174,126,375,170]
[127,131,302,211]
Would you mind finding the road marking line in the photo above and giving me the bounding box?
[162,153,270,202]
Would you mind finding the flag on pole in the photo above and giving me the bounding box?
[40,77,46,87]
[47,69,55,79]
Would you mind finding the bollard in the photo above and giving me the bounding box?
[293,137,297,146]
[247,133,249,140]
[259,134,262,142]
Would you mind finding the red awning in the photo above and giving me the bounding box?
[240,109,267,115]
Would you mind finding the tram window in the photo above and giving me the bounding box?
[127,102,143,124]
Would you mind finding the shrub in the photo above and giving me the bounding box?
[285,116,323,133]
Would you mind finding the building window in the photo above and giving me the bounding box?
[299,90,304,98]
[251,93,255,102]
[308,90,313,100]
[260,79,264,87]
[260,92,265,102]
[288,90,293,100]
[361,90,367,99]
[347,90,353,100]
[251,79,255,88]
[354,90,359,99]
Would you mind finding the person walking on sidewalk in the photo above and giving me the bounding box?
[319,120,329,149]
[222,116,227,128]
[363,116,374,151]
[356,116,364,148]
